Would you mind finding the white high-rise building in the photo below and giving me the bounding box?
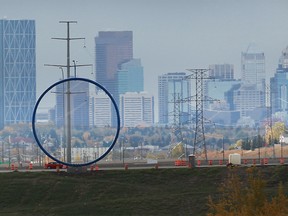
[90,91,112,127]
[241,44,265,90]
[120,92,154,127]
[233,84,265,118]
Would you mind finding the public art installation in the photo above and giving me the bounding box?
[32,77,120,167]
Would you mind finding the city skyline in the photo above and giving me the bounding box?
[1,0,288,122]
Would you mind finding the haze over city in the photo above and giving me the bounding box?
[1,0,288,122]
[2,2,288,215]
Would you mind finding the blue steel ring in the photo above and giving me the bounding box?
[32,77,120,167]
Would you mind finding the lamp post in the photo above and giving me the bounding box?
[280,135,284,159]
[222,136,224,162]
[59,67,66,162]
[72,60,77,77]
[258,127,261,163]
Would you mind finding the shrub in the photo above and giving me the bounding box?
[207,167,288,216]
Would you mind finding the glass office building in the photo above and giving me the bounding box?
[95,31,133,126]
[0,19,36,128]
[270,46,288,113]
[117,58,144,95]
[158,72,191,125]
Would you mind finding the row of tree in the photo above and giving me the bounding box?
[0,122,286,151]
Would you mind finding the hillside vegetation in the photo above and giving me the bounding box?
[0,166,288,215]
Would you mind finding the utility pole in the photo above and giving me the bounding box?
[265,84,275,158]
[45,21,91,163]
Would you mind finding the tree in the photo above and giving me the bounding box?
[265,122,285,145]
[242,138,250,150]
[171,142,184,158]
[129,135,143,148]
[207,167,288,216]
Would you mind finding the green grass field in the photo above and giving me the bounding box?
[0,166,287,216]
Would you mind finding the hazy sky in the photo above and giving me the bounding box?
[1,0,288,120]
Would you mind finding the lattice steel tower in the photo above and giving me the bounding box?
[185,69,215,160]
[167,93,184,158]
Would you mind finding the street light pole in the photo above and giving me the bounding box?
[123,139,125,165]
[222,136,224,161]
[258,127,261,163]
[59,67,66,162]
[280,135,283,159]
[73,60,77,77]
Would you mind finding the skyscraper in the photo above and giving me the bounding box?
[241,44,266,91]
[95,31,133,126]
[117,58,144,95]
[90,91,112,128]
[209,64,234,80]
[120,92,154,127]
[95,31,133,100]
[270,46,288,114]
[55,80,89,130]
[158,72,191,125]
[0,19,36,128]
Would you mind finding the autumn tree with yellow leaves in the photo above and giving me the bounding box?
[207,167,288,216]
[265,122,285,145]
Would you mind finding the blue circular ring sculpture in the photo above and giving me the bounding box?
[32,77,120,167]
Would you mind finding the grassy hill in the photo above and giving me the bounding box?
[0,166,288,216]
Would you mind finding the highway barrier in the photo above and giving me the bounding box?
[174,160,187,166]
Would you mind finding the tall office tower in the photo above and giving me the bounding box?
[225,83,265,125]
[89,91,112,127]
[209,64,234,80]
[241,44,266,91]
[95,31,133,126]
[233,84,265,118]
[117,59,144,95]
[204,64,240,125]
[205,64,236,109]
[0,19,36,128]
[120,92,154,127]
[158,72,191,125]
[204,79,242,111]
[55,80,89,130]
[270,46,288,113]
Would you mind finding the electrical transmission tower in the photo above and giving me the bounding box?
[184,69,217,161]
[167,93,184,158]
